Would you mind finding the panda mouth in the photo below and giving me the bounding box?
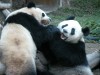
[61,33,68,40]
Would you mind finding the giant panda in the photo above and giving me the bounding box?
[57,16,100,71]
[0,2,51,75]
[37,16,100,74]
[27,16,93,75]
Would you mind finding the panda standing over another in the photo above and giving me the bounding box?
[0,2,51,75]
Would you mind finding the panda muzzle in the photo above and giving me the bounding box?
[41,20,50,26]
[61,33,68,40]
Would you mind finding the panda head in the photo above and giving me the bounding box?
[7,2,51,26]
[57,20,90,43]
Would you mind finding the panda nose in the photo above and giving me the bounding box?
[63,29,68,33]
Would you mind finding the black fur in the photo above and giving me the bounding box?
[27,2,36,8]
[5,12,89,73]
[62,24,68,28]
[82,27,90,36]
[71,28,75,35]
[66,16,75,20]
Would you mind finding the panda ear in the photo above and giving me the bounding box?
[82,27,90,36]
[27,2,36,8]
[66,16,75,20]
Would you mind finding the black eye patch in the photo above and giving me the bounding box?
[71,28,75,35]
[63,29,68,33]
[62,24,68,28]
[42,13,45,17]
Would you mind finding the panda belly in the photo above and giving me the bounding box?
[0,24,37,75]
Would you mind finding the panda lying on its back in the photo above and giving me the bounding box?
[35,15,100,75]
[33,16,93,75]
[0,2,51,75]
[57,16,100,72]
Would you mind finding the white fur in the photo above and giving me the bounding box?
[87,50,100,69]
[32,8,50,25]
[75,65,93,75]
[0,23,37,74]
[0,62,5,74]
[50,65,93,75]
[58,20,85,43]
